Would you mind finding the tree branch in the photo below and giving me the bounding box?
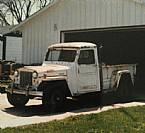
[0,0,51,25]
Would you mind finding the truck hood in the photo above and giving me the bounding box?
[20,64,69,77]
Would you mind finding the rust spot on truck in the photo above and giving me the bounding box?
[46,70,55,73]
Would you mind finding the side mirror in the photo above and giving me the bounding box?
[99,45,103,49]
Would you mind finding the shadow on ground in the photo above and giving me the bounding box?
[2,92,136,117]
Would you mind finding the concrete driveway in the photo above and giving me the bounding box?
[0,94,145,129]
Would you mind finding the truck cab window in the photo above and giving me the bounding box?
[45,49,77,62]
[78,50,95,65]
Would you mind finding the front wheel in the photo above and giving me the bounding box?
[42,89,65,112]
[7,92,29,107]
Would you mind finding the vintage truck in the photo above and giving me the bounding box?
[6,42,136,110]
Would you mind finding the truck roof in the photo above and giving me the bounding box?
[48,42,97,49]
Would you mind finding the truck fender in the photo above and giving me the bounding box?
[116,70,133,89]
[40,80,72,97]
[110,70,133,90]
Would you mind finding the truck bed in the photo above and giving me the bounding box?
[102,64,136,91]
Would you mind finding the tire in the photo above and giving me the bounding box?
[7,92,29,107]
[42,89,65,112]
[116,74,133,102]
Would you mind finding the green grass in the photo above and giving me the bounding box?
[1,106,145,133]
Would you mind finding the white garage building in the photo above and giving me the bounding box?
[0,26,22,63]
[10,0,145,65]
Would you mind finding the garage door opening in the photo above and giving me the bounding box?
[61,26,145,90]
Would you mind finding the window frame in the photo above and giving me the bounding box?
[45,48,77,62]
[78,49,95,65]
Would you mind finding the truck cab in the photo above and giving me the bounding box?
[43,42,101,94]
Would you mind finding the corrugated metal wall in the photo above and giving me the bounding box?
[6,37,22,63]
[22,0,145,64]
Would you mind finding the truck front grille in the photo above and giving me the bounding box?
[20,71,32,87]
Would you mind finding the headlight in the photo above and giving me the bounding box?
[32,71,38,79]
[14,70,19,77]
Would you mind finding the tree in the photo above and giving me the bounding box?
[0,0,52,26]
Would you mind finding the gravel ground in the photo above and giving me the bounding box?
[0,94,145,129]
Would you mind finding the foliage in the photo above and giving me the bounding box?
[1,106,145,133]
[0,0,52,25]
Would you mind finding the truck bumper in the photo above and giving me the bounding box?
[6,87,43,97]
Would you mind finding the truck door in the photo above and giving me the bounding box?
[77,49,100,93]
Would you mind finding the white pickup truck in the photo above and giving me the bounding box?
[6,42,136,110]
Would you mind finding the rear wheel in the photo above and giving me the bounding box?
[116,73,133,102]
[7,92,29,107]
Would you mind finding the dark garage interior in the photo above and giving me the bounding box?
[62,26,145,93]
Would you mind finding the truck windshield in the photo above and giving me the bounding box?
[45,49,77,62]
